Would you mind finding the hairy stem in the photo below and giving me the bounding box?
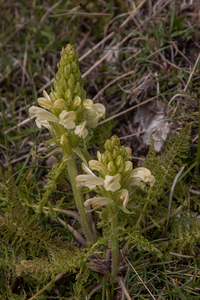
[67,156,96,243]
[111,213,118,278]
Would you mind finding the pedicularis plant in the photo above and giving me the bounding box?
[29,44,155,280]
[1,43,196,299]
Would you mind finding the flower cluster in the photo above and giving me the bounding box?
[29,44,105,156]
[76,135,155,212]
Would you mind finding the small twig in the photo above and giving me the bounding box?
[167,165,186,226]
[0,19,30,48]
[124,258,157,300]
[98,94,160,126]
[184,52,200,92]
[37,0,63,29]
[82,39,117,78]
[21,36,30,87]
[5,115,35,134]
[57,217,88,248]
[93,70,136,102]
[117,277,132,300]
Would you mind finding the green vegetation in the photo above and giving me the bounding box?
[1,0,200,299]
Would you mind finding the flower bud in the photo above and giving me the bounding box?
[111,135,120,149]
[68,49,75,62]
[115,155,123,168]
[37,97,52,110]
[61,78,68,91]
[126,147,132,159]
[73,96,82,108]
[97,151,101,161]
[64,64,72,79]
[64,89,72,105]
[104,139,112,152]
[71,61,78,73]
[68,74,75,90]
[105,151,113,163]
[73,82,80,95]
[107,161,116,176]
[60,133,67,145]
[101,153,107,165]
[43,90,51,101]
[83,99,93,110]
[54,99,66,109]
[122,161,133,175]
[112,148,118,159]
[89,160,105,173]
[50,92,60,102]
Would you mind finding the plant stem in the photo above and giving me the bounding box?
[111,212,118,278]
[67,156,96,243]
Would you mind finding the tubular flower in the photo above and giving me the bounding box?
[104,174,121,192]
[130,167,155,188]
[74,121,88,138]
[29,106,59,129]
[29,44,106,155]
[76,135,155,212]
[76,163,104,190]
[59,110,77,129]
[84,197,113,208]
[84,103,106,128]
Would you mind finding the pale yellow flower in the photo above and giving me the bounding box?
[76,163,104,189]
[75,121,88,138]
[85,103,106,128]
[37,90,52,110]
[84,197,113,207]
[119,189,129,208]
[104,174,121,192]
[59,110,77,129]
[54,99,66,109]
[82,99,93,110]
[130,167,155,187]
[29,106,59,129]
